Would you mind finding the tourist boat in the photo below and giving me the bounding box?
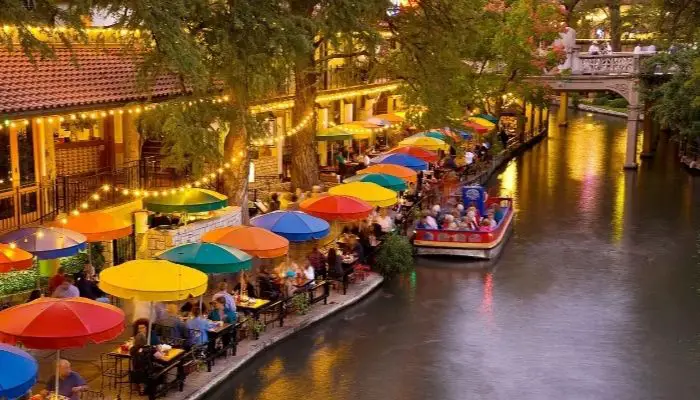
[413,186,515,259]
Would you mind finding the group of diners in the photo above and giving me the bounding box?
[416,201,506,232]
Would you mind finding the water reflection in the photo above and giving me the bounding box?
[205,111,700,400]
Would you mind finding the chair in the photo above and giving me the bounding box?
[99,353,130,393]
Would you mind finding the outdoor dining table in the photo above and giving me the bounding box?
[236,298,270,321]
[206,322,234,359]
[108,346,185,363]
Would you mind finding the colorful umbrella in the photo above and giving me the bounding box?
[386,146,439,163]
[412,130,452,142]
[156,242,252,274]
[476,114,498,124]
[329,182,398,207]
[299,195,373,221]
[0,297,125,397]
[369,153,428,171]
[0,244,33,273]
[0,344,37,399]
[316,126,353,141]
[99,260,208,302]
[332,122,378,139]
[357,164,418,183]
[56,211,132,242]
[202,226,289,258]
[0,227,86,260]
[250,211,330,242]
[143,188,228,214]
[462,121,489,134]
[398,136,450,151]
[344,173,408,192]
[468,116,496,129]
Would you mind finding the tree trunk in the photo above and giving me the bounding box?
[290,51,320,190]
[223,119,250,224]
[608,0,622,51]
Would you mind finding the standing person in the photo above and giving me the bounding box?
[464,147,475,168]
[308,246,327,279]
[327,248,344,279]
[335,149,346,177]
[48,267,66,294]
[212,282,236,313]
[498,127,509,149]
[603,42,613,54]
[588,41,600,55]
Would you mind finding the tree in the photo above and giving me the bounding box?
[385,0,563,128]
[285,0,390,190]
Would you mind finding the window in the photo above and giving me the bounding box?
[17,125,36,186]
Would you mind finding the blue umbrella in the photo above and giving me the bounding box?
[370,153,428,171]
[156,242,253,274]
[0,227,87,259]
[0,344,38,399]
[250,211,330,242]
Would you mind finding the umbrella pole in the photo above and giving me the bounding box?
[55,349,60,399]
[199,296,203,314]
[147,301,153,346]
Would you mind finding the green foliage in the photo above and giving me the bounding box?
[0,268,38,296]
[60,253,88,275]
[592,96,608,106]
[375,233,414,278]
[644,48,700,140]
[89,243,106,271]
[607,98,628,109]
[291,293,310,315]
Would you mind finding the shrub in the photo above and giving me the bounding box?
[592,96,609,105]
[374,233,414,277]
[607,98,629,109]
[0,268,39,296]
[291,294,310,315]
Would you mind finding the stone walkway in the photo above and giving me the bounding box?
[29,273,384,400]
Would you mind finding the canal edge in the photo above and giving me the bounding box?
[182,275,385,400]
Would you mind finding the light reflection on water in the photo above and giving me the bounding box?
[204,111,700,400]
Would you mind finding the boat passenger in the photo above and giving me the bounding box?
[493,204,505,223]
[442,214,458,230]
[416,215,429,229]
[424,210,439,230]
[486,210,498,229]
[467,202,481,221]
[456,203,465,216]
[479,218,493,232]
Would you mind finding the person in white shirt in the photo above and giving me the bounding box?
[464,149,475,166]
[377,208,394,233]
[603,42,613,54]
[303,263,315,281]
[52,277,80,298]
[363,153,371,167]
[588,42,600,55]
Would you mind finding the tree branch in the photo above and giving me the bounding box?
[317,50,369,63]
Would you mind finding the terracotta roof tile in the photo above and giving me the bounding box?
[0,46,184,115]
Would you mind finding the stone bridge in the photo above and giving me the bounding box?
[529,51,653,169]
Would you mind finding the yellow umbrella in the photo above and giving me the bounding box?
[469,117,496,129]
[99,260,208,302]
[329,182,397,207]
[398,136,450,151]
[99,260,208,344]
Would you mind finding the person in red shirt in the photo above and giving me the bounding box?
[48,267,66,294]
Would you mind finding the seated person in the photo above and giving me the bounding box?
[185,308,216,347]
[155,304,188,339]
[129,334,168,395]
[133,319,160,346]
[180,295,197,316]
[424,210,439,229]
[459,216,479,231]
[307,246,327,279]
[493,204,505,223]
[416,215,429,229]
[302,262,316,281]
[479,218,493,232]
[258,271,282,301]
[150,212,171,228]
[442,214,458,230]
[485,210,498,229]
[208,297,237,324]
[327,248,344,279]
[233,273,257,298]
[52,277,80,298]
[347,237,365,264]
[43,359,86,400]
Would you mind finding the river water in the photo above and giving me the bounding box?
[204,111,700,400]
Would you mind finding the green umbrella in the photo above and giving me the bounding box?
[316,126,353,141]
[344,173,408,192]
[143,188,228,213]
[156,242,252,274]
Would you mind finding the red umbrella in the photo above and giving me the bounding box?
[463,121,489,134]
[299,195,373,221]
[0,297,125,395]
[386,146,439,163]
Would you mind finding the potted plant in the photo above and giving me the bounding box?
[291,294,310,315]
[374,233,415,278]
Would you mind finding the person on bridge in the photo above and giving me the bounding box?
[603,42,613,54]
[588,41,600,55]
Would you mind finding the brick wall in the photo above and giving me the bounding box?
[137,206,242,259]
[56,143,102,175]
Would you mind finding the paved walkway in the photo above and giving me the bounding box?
[29,273,384,400]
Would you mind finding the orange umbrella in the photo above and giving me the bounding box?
[55,211,132,242]
[0,244,33,273]
[202,226,289,259]
[357,164,418,183]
